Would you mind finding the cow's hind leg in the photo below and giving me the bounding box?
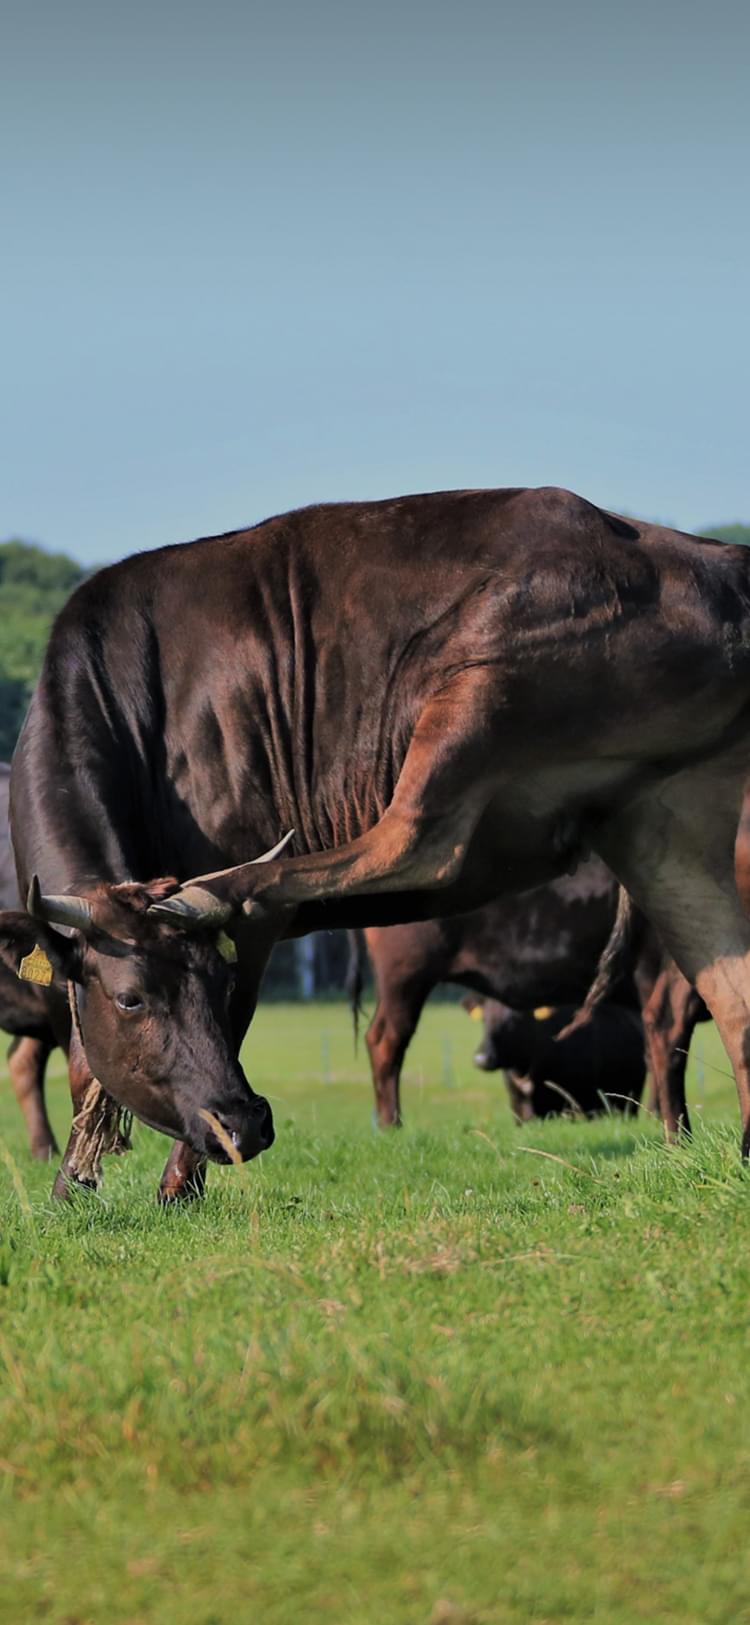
[595,767,750,1156]
[639,962,702,1139]
[8,1035,57,1160]
[365,981,431,1127]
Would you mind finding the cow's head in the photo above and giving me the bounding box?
[462,995,560,1074]
[460,993,505,1071]
[0,836,296,1163]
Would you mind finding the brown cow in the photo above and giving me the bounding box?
[2,485,750,1203]
[467,997,646,1120]
[347,861,704,1131]
[0,764,61,1158]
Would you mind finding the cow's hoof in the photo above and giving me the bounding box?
[31,1139,59,1162]
[157,1171,207,1205]
[51,1167,98,1201]
[372,1109,401,1130]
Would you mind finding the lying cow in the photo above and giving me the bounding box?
[348,859,704,1132]
[0,763,60,1158]
[466,996,646,1120]
[2,483,750,1207]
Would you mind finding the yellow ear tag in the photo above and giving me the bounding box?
[18,944,54,986]
[533,1006,554,1021]
[217,930,238,964]
[469,1005,483,1021]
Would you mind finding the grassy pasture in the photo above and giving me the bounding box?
[0,1001,749,1624]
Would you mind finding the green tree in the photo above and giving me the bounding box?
[0,539,85,759]
[702,524,750,547]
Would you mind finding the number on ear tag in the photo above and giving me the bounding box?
[18,945,54,986]
[217,930,238,964]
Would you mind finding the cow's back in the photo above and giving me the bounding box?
[14,484,750,898]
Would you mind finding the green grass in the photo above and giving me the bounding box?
[0,1002,748,1624]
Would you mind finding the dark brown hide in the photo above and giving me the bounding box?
[6,485,750,1190]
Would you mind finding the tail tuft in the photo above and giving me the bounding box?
[345,928,366,1052]
[556,886,637,1042]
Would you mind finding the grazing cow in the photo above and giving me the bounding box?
[465,997,646,1120]
[0,764,59,1158]
[347,860,703,1129]
[2,484,750,1204]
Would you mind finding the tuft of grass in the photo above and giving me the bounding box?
[0,1003,748,1623]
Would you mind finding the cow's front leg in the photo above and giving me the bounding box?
[8,1035,57,1160]
[179,675,506,927]
[51,991,131,1200]
[52,1024,125,1198]
[158,1142,207,1203]
[52,1025,100,1199]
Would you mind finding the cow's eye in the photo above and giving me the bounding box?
[114,991,145,1014]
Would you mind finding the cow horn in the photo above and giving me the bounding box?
[148,886,234,929]
[245,828,296,866]
[27,875,93,933]
[147,830,295,929]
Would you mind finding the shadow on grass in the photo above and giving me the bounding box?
[579,1134,643,1162]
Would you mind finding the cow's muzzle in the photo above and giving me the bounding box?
[195,1094,275,1164]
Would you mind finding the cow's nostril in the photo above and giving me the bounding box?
[200,1096,274,1163]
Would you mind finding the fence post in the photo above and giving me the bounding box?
[295,938,316,999]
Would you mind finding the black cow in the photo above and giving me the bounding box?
[0,765,59,1158]
[1,484,750,1204]
[348,860,704,1130]
[466,997,646,1120]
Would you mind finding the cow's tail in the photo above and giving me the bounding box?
[557,886,637,1041]
[345,928,366,1052]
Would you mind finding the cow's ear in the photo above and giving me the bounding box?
[0,911,84,986]
[108,877,179,915]
[461,993,484,1016]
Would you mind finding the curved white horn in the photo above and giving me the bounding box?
[176,829,297,889]
[248,828,296,865]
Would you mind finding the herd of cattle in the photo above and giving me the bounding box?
[2,482,750,1203]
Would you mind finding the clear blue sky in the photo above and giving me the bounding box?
[2,0,748,565]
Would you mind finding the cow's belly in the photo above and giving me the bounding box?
[443,758,640,907]
[485,758,639,848]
